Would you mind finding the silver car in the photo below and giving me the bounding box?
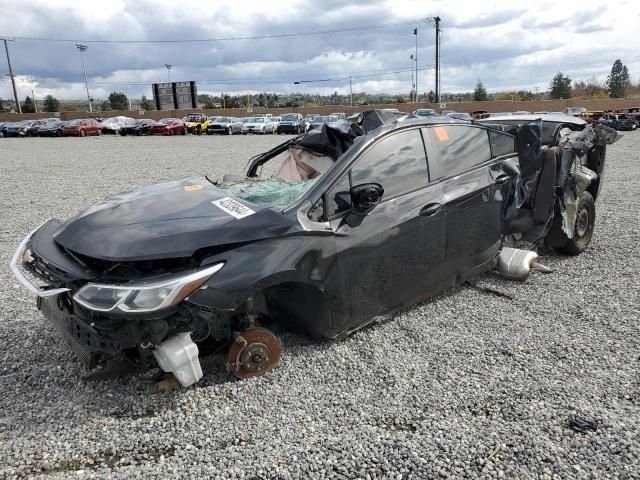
[207,117,243,135]
[241,117,277,134]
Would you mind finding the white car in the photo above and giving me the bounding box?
[241,117,276,134]
[101,116,133,135]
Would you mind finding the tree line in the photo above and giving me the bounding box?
[472,59,633,102]
[0,59,635,113]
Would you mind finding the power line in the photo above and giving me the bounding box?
[3,18,433,44]
[21,65,435,87]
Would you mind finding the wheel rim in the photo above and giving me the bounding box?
[575,205,590,238]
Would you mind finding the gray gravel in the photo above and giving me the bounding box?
[1,133,639,479]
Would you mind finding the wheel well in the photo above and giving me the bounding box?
[258,282,330,338]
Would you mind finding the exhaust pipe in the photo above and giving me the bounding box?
[497,247,553,281]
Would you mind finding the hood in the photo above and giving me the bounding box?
[53,176,297,262]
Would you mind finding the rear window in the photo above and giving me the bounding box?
[423,125,491,180]
[489,130,515,157]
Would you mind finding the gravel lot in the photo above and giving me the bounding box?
[1,133,639,479]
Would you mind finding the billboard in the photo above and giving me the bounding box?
[152,81,198,110]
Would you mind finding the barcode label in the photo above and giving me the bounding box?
[212,197,255,219]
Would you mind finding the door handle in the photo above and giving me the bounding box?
[420,203,443,217]
[495,174,511,186]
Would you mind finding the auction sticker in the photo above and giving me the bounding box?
[184,184,203,191]
[212,197,255,219]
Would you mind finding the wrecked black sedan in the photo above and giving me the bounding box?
[11,110,618,387]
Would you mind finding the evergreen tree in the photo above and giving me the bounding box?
[607,59,630,98]
[139,95,155,111]
[549,72,572,99]
[43,95,60,112]
[21,96,35,113]
[108,91,129,110]
[473,81,488,101]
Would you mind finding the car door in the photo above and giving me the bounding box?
[325,128,448,333]
[423,125,513,278]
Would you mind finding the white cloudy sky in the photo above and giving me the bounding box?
[0,0,638,101]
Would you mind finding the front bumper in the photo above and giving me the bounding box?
[277,124,300,133]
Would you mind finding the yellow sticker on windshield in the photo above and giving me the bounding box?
[184,185,203,191]
[434,126,449,141]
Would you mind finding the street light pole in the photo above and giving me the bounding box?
[31,88,37,113]
[413,28,418,103]
[75,44,92,112]
[349,75,353,106]
[410,54,415,102]
[3,38,21,114]
[165,64,172,83]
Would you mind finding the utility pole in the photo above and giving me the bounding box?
[76,44,92,112]
[413,28,418,103]
[31,88,37,113]
[165,64,172,83]
[3,39,21,114]
[349,76,353,106]
[434,16,441,104]
[410,54,415,102]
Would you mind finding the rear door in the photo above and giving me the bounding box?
[422,125,516,278]
[326,128,448,332]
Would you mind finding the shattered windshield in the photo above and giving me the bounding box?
[217,147,334,208]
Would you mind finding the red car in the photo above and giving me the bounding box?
[62,119,103,137]
[149,118,186,136]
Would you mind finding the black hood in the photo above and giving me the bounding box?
[53,176,296,261]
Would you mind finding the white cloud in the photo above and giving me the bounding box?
[0,0,638,100]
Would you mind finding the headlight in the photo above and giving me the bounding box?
[74,263,224,313]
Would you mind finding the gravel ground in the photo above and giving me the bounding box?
[0,133,639,479]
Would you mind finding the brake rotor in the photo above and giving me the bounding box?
[227,327,283,379]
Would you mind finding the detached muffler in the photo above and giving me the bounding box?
[497,247,553,281]
[152,333,203,387]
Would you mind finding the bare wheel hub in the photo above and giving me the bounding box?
[575,205,589,238]
[227,327,283,379]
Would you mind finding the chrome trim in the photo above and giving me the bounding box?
[10,219,71,297]
[296,201,333,233]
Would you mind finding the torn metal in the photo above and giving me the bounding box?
[11,110,617,382]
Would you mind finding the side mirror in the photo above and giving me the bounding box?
[350,183,384,213]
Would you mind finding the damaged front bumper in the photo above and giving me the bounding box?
[10,220,230,384]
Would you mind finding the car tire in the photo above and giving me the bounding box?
[181,128,186,135]
[557,191,596,255]
[169,129,174,136]
[97,129,102,136]
[79,129,86,137]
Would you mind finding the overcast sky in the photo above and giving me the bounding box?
[0,0,638,101]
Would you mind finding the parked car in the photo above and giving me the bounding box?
[119,119,156,136]
[62,119,103,137]
[184,113,209,135]
[11,110,618,386]
[254,113,273,119]
[413,108,437,117]
[564,107,587,116]
[0,121,6,137]
[241,117,277,134]
[446,112,472,121]
[207,117,243,135]
[307,115,337,130]
[302,115,316,132]
[150,118,186,136]
[277,113,305,134]
[3,120,35,137]
[271,116,282,131]
[25,118,55,136]
[598,113,637,131]
[330,112,347,120]
[101,116,133,135]
[38,119,66,137]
